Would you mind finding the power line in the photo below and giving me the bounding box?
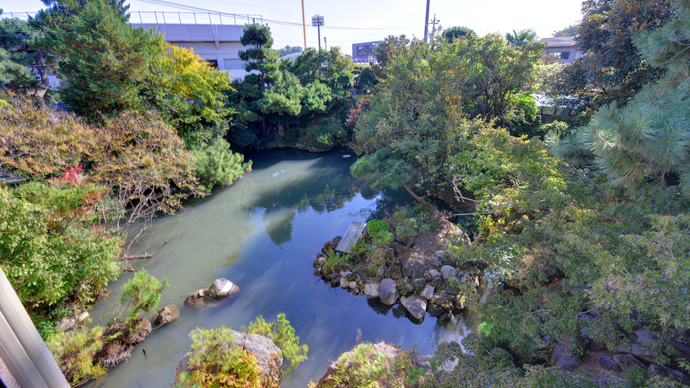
[135,0,418,31]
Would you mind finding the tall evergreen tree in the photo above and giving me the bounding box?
[34,0,159,119]
[0,12,41,93]
[556,0,690,193]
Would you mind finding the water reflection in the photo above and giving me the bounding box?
[83,148,477,388]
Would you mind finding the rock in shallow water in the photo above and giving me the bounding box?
[154,305,180,326]
[364,283,379,298]
[212,278,240,299]
[400,295,427,320]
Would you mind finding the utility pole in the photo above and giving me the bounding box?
[312,15,324,50]
[324,37,327,50]
[301,0,307,50]
[431,13,440,35]
[423,0,430,43]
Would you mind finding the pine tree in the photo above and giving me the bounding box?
[565,0,690,193]
[0,13,40,92]
[34,0,159,119]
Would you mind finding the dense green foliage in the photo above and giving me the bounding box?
[0,182,121,333]
[46,326,107,385]
[228,24,353,150]
[0,13,41,92]
[118,270,168,322]
[192,138,252,193]
[442,26,476,43]
[177,314,307,387]
[552,0,673,116]
[242,313,309,375]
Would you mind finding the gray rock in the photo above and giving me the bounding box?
[400,295,427,320]
[614,354,645,371]
[648,364,690,385]
[373,248,388,263]
[390,265,403,280]
[364,283,379,298]
[594,375,627,388]
[378,278,399,305]
[376,264,387,279]
[670,338,690,365]
[596,355,621,372]
[453,296,465,310]
[425,256,441,268]
[342,154,352,159]
[57,317,77,332]
[402,262,425,279]
[420,285,434,300]
[390,241,406,256]
[77,312,90,323]
[578,313,596,322]
[428,269,440,278]
[212,278,240,299]
[440,265,458,280]
[552,344,581,372]
[348,281,357,289]
[154,305,180,326]
[340,278,349,289]
[581,327,607,351]
[342,271,353,280]
[411,278,427,291]
[633,329,658,347]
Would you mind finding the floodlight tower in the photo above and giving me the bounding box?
[312,14,324,50]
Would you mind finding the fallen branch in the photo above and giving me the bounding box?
[120,231,187,261]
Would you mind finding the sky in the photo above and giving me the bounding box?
[3,0,585,55]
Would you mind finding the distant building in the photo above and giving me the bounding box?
[352,41,382,64]
[539,37,582,63]
[132,22,250,79]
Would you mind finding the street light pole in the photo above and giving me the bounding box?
[423,0,430,43]
[301,0,307,50]
[312,15,324,51]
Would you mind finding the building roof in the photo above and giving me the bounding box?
[540,37,577,48]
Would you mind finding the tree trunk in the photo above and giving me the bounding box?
[32,50,50,100]
[401,181,431,211]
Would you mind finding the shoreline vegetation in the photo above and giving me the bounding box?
[2,0,690,386]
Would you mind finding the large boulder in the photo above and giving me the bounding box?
[400,295,427,320]
[551,344,581,372]
[96,317,152,368]
[420,285,434,300]
[596,355,621,372]
[154,305,180,326]
[175,330,283,388]
[613,354,645,371]
[378,278,399,305]
[648,364,690,385]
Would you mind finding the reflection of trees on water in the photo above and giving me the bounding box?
[244,152,413,245]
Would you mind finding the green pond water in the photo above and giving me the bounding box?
[84,148,478,388]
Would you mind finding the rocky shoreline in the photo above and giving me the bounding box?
[312,212,484,322]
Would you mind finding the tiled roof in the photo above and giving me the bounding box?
[540,37,577,48]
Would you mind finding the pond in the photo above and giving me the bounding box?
[84,148,478,388]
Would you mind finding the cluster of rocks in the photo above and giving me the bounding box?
[314,234,483,321]
[550,313,690,386]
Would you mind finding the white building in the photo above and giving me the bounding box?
[132,22,250,80]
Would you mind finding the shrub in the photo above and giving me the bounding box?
[179,326,262,388]
[118,270,169,322]
[46,326,106,385]
[192,138,252,193]
[242,313,308,376]
[0,182,121,334]
[367,219,393,246]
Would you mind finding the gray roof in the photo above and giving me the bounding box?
[540,37,577,48]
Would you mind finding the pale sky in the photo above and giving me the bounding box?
[4,0,584,55]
